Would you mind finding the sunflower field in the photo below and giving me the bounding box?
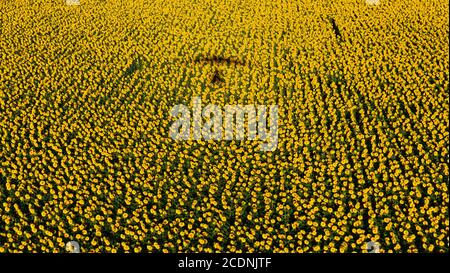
[0,0,448,253]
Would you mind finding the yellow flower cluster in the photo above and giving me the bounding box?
[0,0,448,253]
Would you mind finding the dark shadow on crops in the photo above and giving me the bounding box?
[210,68,225,85]
[191,55,247,85]
[328,16,342,40]
[194,55,247,67]
[123,56,145,77]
